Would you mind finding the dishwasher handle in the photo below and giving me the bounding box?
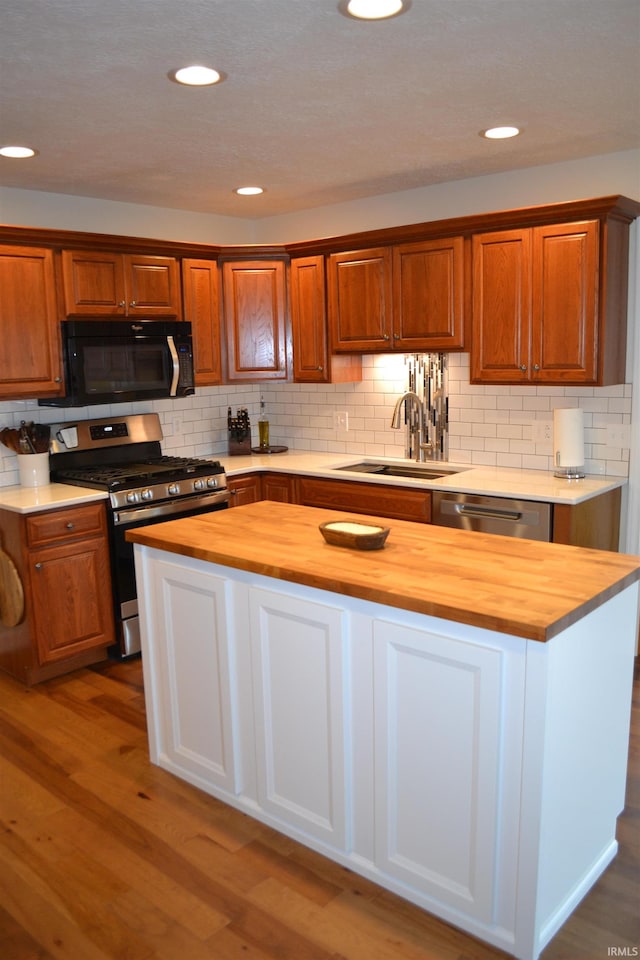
[455,503,523,522]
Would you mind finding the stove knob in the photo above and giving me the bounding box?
[168,482,180,495]
[194,478,206,491]
[141,488,153,501]
[206,477,218,488]
[126,492,139,504]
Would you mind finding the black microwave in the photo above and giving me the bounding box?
[39,319,195,407]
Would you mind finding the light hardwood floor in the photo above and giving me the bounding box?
[0,656,638,960]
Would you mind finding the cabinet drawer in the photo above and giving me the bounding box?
[26,503,107,548]
[298,477,431,523]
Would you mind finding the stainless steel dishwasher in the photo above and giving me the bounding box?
[431,492,552,541]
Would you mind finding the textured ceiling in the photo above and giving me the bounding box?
[1,0,639,219]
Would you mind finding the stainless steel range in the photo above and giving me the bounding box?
[49,413,228,658]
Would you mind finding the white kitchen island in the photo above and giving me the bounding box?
[129,501,640,960]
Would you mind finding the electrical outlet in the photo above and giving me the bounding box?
[532,420,552,443]
[334,411,349,431]
[606,423,631,447]
[171,413,183,436]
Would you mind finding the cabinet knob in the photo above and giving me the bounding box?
[383,334,390,341]
[66,522,75,530]
[393,333,400,340]
[54,376,62,383]
[533,364,540,371]
[129,301,137,308]
[520,364,527,371]
[317,365,324,372]
[118,301,126,308]
[34,562,42,570]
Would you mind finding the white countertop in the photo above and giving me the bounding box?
[0,450,625,514]
[0,482,109,514]
[224,450,625,505]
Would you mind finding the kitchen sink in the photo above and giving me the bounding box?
[333,461,466,481]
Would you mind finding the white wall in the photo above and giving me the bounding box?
[1,150,639,548]
[0,186,255,245]
[252,149,640,243]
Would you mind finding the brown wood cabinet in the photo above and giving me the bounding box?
[181,258,222,386]
[471,219,622,385]
[328,238,465,353]
[227,473,262,507]
[221,259,289,382]
[0,502,114,685]
[0,194,635,398]
[0,245,63,400]
[297,476,432,523]
[290,255,362,382]
[61,249,182,317]
[392,237,466,351]
[261,472,296,503]
[552,487,621,551]
[227,468,619,549]
[328,247,393,351]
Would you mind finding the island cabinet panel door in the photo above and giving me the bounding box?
[142,556,239,795]
[372,618,524,926]
[248,587,349,851]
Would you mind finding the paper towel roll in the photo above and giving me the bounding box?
[553,407,585,468]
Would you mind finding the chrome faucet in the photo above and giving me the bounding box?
[390,391,433,462]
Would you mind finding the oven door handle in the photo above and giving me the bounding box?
[113,490,229,525]
[167,335,180,397]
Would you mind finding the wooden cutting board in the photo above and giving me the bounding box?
[0,547,24,627]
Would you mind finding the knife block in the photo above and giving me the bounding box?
[228,435,252,456]
[227,407,252,456]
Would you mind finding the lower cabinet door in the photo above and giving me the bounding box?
[372,618,521,924]
[249,586,348,851]
[31,536,114,664]
[145,557,238,794]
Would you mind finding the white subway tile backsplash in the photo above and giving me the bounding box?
[0,352,632,486]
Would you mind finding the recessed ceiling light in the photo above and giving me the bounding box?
[0,145,37,159]
[480,126,521,140]
[170,65,223,86]
[235,186,264,196]
[343,0,407,19]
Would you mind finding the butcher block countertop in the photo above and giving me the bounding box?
[127,501,640,642]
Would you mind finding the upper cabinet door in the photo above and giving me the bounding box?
[470,229,533,383]
[328,247,393,351]
[61,250,127,316]
[181,259,222,386]
[531,221,598,384]
[0,245,63,399]
[290,255,329,382]
[61,250,181,317]
[222,259,289,382]
[392,237,466,351]
[125,254,182,317]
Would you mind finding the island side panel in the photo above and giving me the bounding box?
[516,583,638,960]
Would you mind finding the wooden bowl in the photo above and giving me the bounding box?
[319,519,390,550]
